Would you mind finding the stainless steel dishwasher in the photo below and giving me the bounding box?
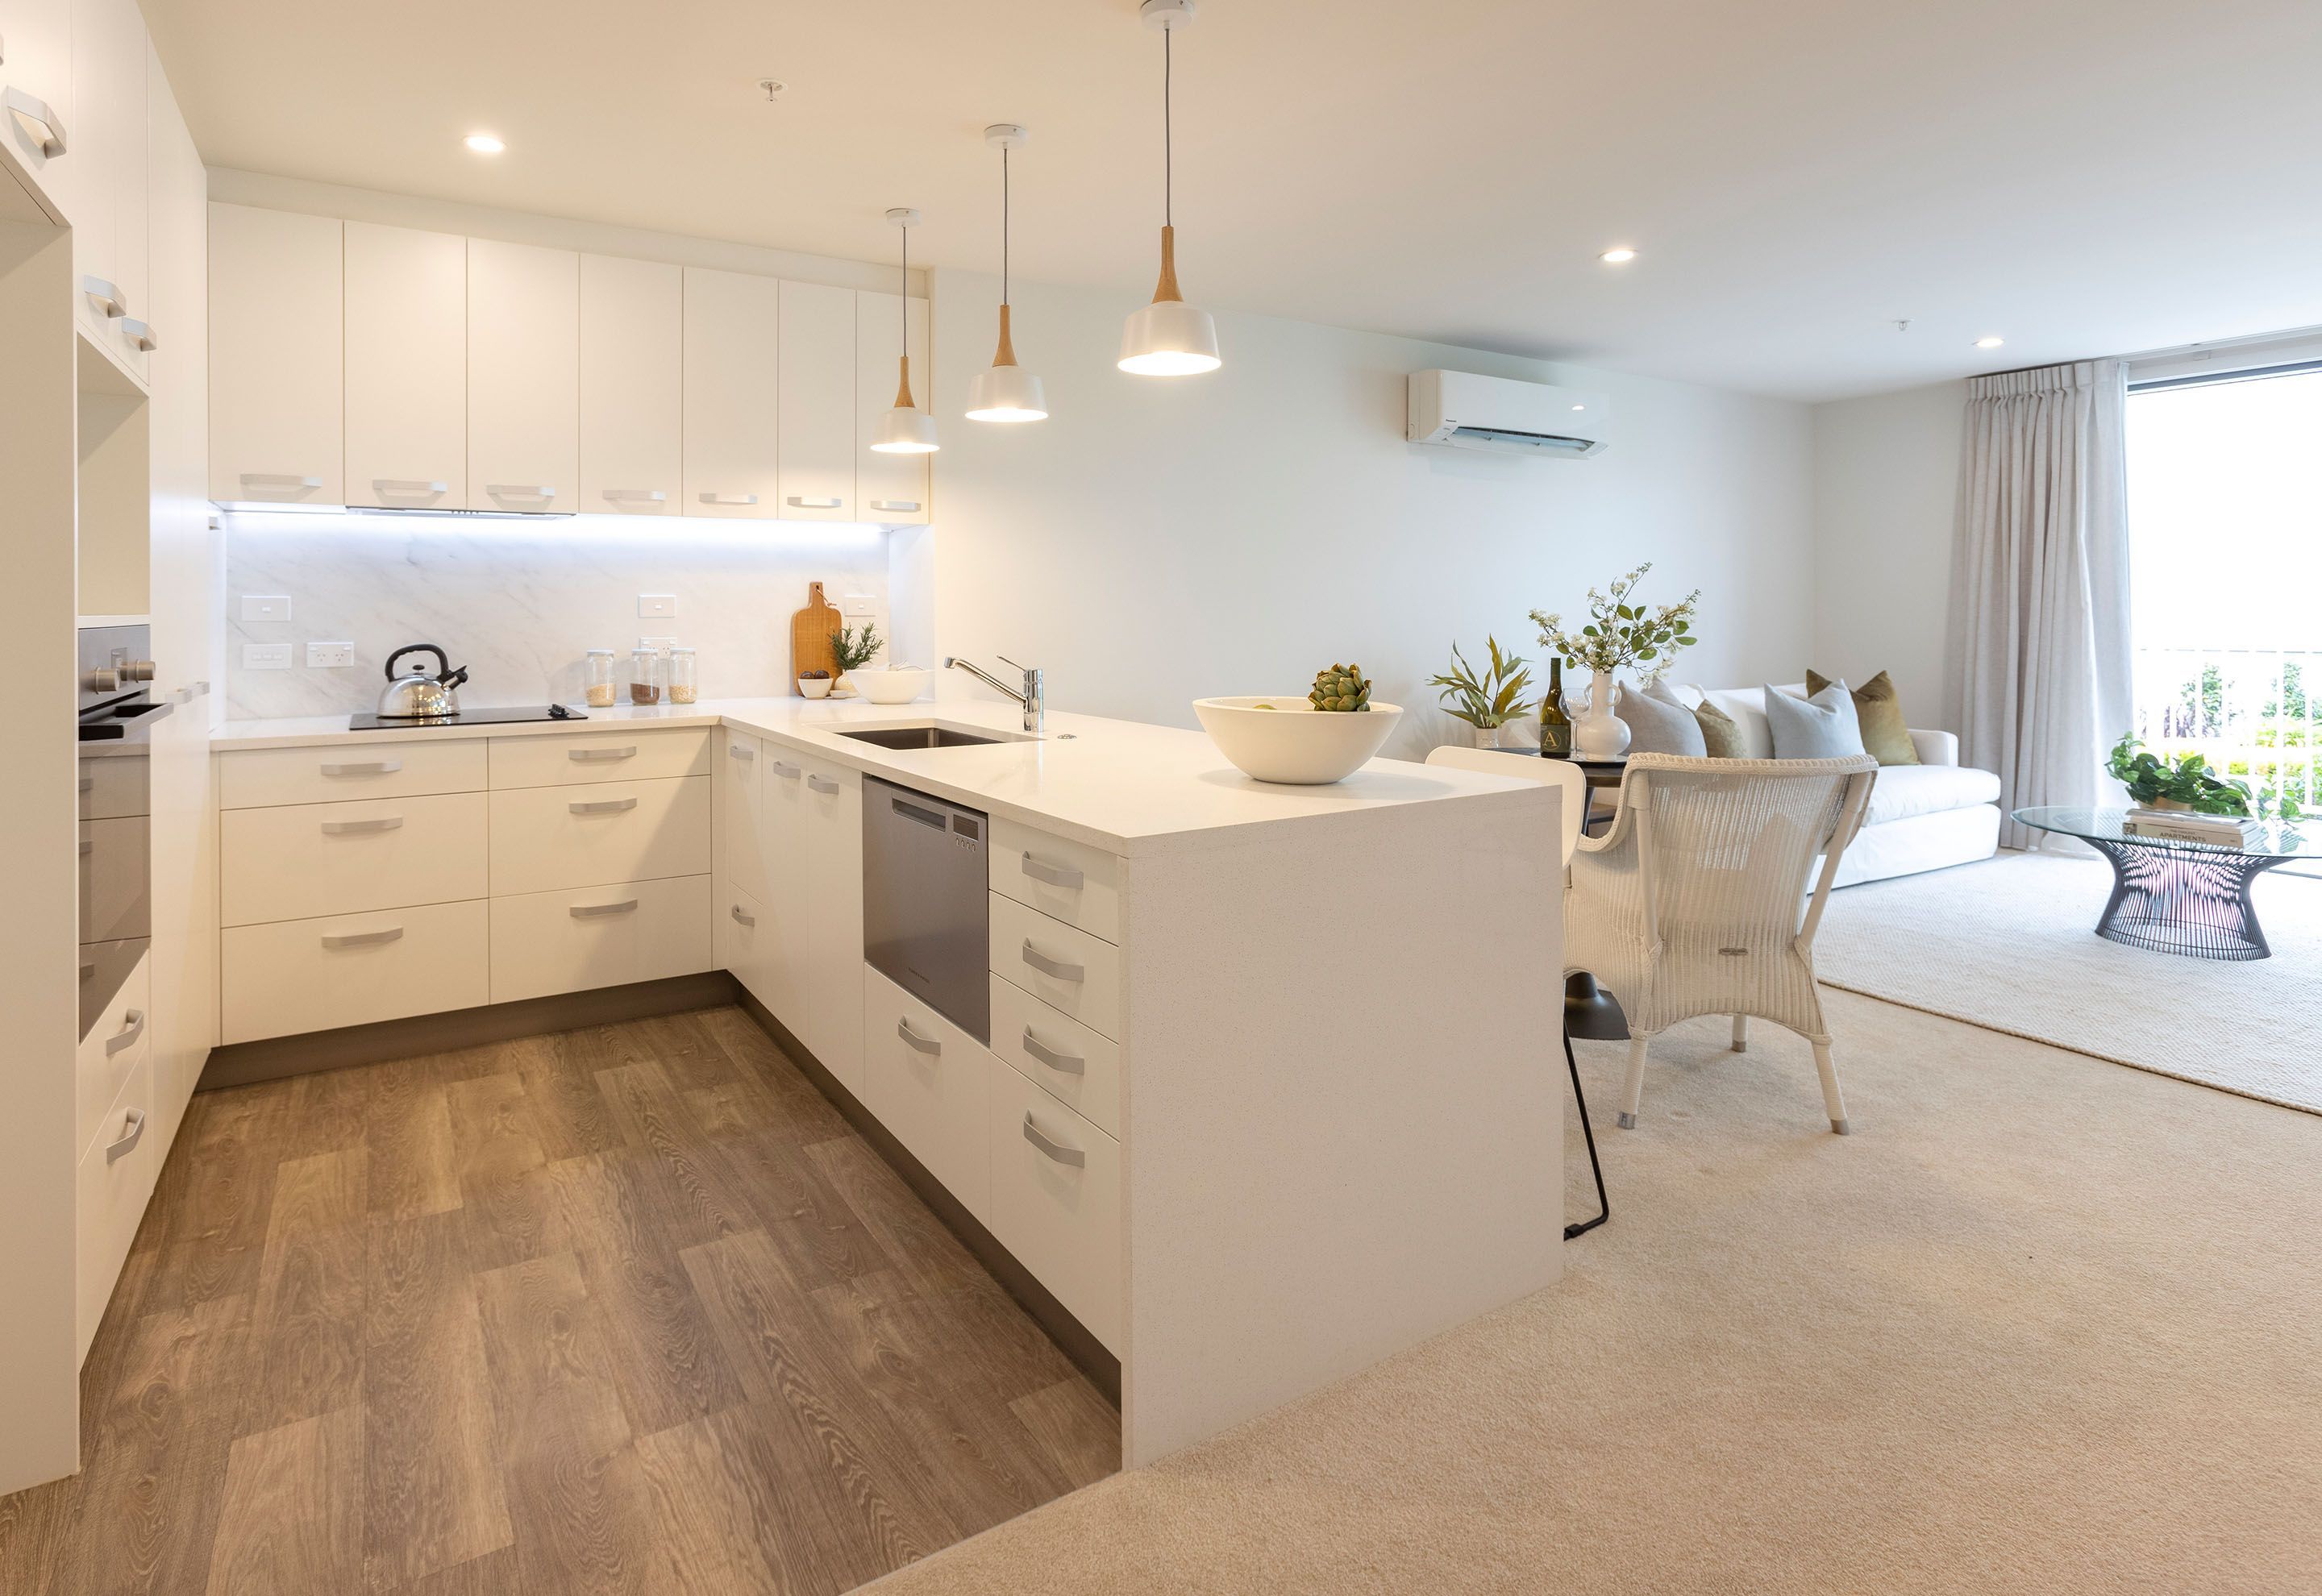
[863,777,992,1043]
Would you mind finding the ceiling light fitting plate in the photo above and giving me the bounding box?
[1141,0,1195,31]
[885,207,922,227]
[757,78,786,100]
[984,123,1029,149]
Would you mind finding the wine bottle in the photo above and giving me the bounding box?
[1540,658,1572,758]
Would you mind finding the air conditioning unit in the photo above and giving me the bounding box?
[1406,369,1610,458]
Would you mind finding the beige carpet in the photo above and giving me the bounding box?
[866,991,2322,1594]
[1816,850,2322,1115]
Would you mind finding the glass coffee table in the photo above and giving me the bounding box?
[2012,805,2319,961]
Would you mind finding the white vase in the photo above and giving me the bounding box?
[1472,723,1504,750]
[1573,670,1630,759]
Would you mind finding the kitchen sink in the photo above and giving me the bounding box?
[837,725,1015,750]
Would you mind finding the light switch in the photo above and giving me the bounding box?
[243,643,293,670]
[638,594,677,618]
[306,641,356,668]
[842,593,877,619]
[241,594,291,622]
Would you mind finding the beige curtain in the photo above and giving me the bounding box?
[1954,360,2132,850]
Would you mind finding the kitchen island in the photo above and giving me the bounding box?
[209,696,1564,1465]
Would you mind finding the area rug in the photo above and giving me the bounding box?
[1814,849,2322,1115]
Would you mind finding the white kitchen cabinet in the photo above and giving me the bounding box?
[219,791,490,927]
[69,0,146,383]
[863,967,991,1222]
[487,726,710,789]
[799,756,865,1087]
[855,289,930,524]
[489,873,712,1004]
[681,266,778,518]
[991,971,1121,1140]
[989,892,1124,1042]
[207,202,342,506]
[580,253,681,513]
[75,950,147,1164]
[988,814,1124,945]
[76,1052,155,1364]
[719,731,768,904]
[467,237,577,513]
[776,279,855,522]
[986,1058,1122,1353]
[488,775,710,896]
[344,221,464,509]
[755,744,807,1020]
[719,880,776,1009]
[0,0,74,212]
[220,738,485,809]
[222,900,492,1045]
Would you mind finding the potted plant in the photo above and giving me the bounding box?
[1529,564,1700,758]
[829,621,883,696]
[2105,734,2295,817]
[1429,637,1535,749]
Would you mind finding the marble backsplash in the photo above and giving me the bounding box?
[223,511,894,719]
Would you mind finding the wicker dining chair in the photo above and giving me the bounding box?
[1564,753,1878,1134]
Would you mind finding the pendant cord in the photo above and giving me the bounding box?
[1001,147,1010,306]
[898,219,907,347]
[1163,27,1173,229]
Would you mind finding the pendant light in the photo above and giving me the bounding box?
[967,123,1049,423]
[870,207,939,454]
[1118,0,1221,376]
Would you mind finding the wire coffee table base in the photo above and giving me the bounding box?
[2087,836,2284,961]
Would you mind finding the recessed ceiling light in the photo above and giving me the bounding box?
[1974,335,2005,349]
[1598,247,1637,264]
[464,133,506,154]
[1571,404,1586,411]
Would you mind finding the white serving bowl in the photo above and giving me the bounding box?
[847,668,931,705]
[1193,696,1403,784]
[797,675,833,700]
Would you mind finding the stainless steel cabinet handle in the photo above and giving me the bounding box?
[768,760,802,780]
[77,776,94,792]
[1021,1028,1086,1076]
[603,488,667,503]
[728,743,755,761]
[1021,941,1085,983]
[122,318,156,351]
[104,1008,145,1058]
[569,796,639,815]
[78,839,94,855]
[321,759,402,776]
[569,899,639,917]
[697,492,759,506]
[1021,852,1083,891]
[786,496,843,509]
[1022,1113,1087,1168]
[806,775,840,795]
[897,1018,941,1057]
[322,926,403,950]
[82,275,124,317]
[373,479,450,494]
[4,87,69,157]
[730,903,756,927]
[239,472,322,491]
[869,499,922,513]
[568,746,637,763]
[485,484,556,499]
[106,1107,147,1165]
[320,816,403,835]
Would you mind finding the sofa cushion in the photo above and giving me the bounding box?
[1682,684,1780,758]
[1807,668,1920,767]
[1766,680,1867,759]
[1862,763,2003,826]
[1617,680,1708,756]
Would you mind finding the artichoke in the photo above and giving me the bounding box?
[1309,663,1372,713]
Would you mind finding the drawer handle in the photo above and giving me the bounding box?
[786,495,843,509]
[768,760,802,780]
[728,743,755,761]
[568,746,638,763]
[730,903,756,927]
[604,488,668,503]
[123,318,158,352]
[83,276,126,318]
[806,775,840,796]
[1022,1113,1087,1169]
[4,87,69,157]
[322,925,404,950]
[485,484,556,500]
[321,759,403,776]
[239,473,323,491]
[105,1107,147,1165]
[1021,852,1083,891]
[569,898,639,918]
[79,838,94,855]
[374,479,450,495]
[569,796,639,815]
[78,776,94,792]
[1021,941,1085,984]
[897,1018,941,1057]
[1022,1027,1086,1076]
[320,816,403,835]
[869,499,922,513]
[104,1008,146,1058]
[698,492,759,506]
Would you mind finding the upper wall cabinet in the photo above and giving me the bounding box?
[67,0,148,384]
[856,290,932,526]
[682,266,780,520]
[776,281,855,522]
[468,239,578,513]
[208,203,343,507]
[580,255,681,514]
[344,222,465,511]
[0,0,74,210]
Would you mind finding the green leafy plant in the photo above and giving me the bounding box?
[1528,563,1700,680]
[1309,663,1373,712]
[1429,637,1535,729]
[2104,733,2296,817]
[830,622,883,674]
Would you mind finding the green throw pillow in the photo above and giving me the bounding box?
[1692,695,1747,758]
[1806,669,1920,766]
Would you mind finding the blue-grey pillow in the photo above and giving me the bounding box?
[1764,680,1866,759]
[1617,680,1708,756]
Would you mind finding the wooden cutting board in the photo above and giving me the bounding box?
[790,580,840,692]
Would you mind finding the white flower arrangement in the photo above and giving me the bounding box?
[1529,563,1701,682]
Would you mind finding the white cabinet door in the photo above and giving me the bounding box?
[69,0,145,380]
[719,731,768,904]
[863,966,990,1222]
[681,266,778,518]
[467,237,577,513]
[855,289,930,524]
[344,221,465,509]
[580,253,681,514]
[799,755,864,1089]
[0,0,74,209]
[776,280,855,522]
[208,202,343,505]
[758,743,811,1023]
[488,873,712,1004]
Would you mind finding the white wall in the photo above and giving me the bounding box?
[911,269,1816,757]
[1810,380,1966,731]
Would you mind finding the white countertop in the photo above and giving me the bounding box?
[210,696,1546,857]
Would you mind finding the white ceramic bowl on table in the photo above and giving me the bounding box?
[845,668,931,704]
[1194,696,1403,784]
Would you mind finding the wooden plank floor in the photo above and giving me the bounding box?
[0,1007,1120,1594]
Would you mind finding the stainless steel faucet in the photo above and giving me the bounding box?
[945,655,1043,734]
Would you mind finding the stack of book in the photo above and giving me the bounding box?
[2122,807,2266,847]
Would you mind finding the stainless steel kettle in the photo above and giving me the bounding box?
[377,643,470,720]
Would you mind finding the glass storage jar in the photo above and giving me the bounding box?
[584,648,618,708]
[629,646,662,705]
[666,646,698,704]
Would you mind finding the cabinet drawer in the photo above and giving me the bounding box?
[488,728,710,789]
[719,881,778,1012]
[79,748,150,820]
[221,791,489,926]
[77,950,150,1162]
[986,1062,1121,1353]
[990,972,1121,1141]
[219,739,485,809]
[490,873,711,1004]
[863,966,991,1223]
[78,1054,158,1365]
[988,894,1123,1042]
[988,817,1123,946]
[222,900,490,1045]
[490,775,710,896]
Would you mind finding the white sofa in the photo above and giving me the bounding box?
[1672,685,2002,887]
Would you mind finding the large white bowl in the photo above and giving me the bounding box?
[846,668,931,704]
[1194,696,1403,784]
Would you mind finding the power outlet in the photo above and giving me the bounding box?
[637,636,676,655]
[243,642,293,671]
[638,594,677,618]
[241,594,292,622]
[306,641,356,668]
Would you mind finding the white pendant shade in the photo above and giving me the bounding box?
[967,363,1048,422]
[1119,297,1221,376]
[870,402,940,453]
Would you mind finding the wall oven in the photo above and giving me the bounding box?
[78,624,168,1042]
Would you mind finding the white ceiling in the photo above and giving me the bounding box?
[144,0,2322,402]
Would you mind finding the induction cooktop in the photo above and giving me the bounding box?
[348,704,587,731]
